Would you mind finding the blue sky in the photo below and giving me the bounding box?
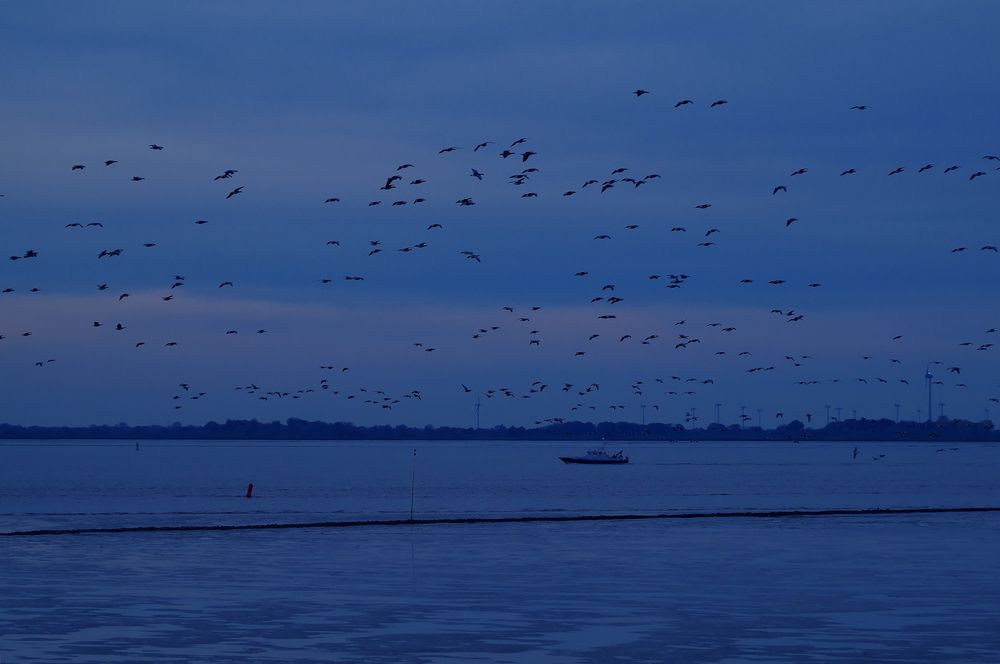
[1,1,998,426]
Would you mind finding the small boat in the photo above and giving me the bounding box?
[559,448,629,464]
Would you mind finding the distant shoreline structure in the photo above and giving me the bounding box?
[0,417,995,442]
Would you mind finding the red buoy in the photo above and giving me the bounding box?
[245,482,254,498]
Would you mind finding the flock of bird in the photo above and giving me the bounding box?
[1,92,998,429]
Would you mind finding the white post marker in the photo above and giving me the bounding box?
[409,448,417,521]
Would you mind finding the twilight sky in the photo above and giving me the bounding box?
[1,1,998,427]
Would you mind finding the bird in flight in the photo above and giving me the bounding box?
[226,186,244,199]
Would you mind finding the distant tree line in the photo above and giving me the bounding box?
[0,416,995,442]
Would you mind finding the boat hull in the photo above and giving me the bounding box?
[559,457,629,464]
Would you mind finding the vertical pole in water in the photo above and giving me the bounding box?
[245,482,254,498]
[409,448,416,521]
[926,364,933,424]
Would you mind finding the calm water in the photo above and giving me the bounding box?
[3,440,999,662]
[0,439,996,532]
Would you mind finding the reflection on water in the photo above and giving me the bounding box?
[3,515,1000,662]
[3,441,999,662]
